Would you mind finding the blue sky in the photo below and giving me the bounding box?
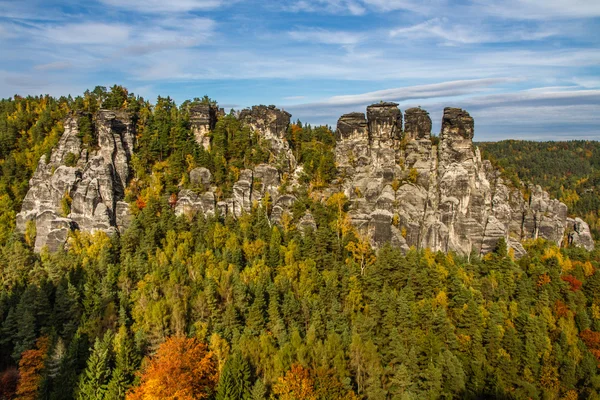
[1,0,599,140]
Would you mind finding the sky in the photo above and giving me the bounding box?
[0,0,599,141]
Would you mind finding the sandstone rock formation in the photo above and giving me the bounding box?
[188,104,223,150]
[20,102,594,256]
[17,110,135,252]
[239,105,297,170]
[333,104,592,256]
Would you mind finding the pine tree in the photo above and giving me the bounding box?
[77,331,114,400]
[106,327,140,400]
[216,353,253,400]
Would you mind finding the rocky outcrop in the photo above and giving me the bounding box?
[17,110,135,252]
[189,104,221,150]
[404,108,432,140]
[566,217,595,251]
[23,102,593,256]
[333,104,593,255]
[367,102,402,143]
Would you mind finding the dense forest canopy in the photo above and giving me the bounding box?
[1,86,600,399]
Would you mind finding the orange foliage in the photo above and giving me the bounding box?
[168,193,178,208]
[537,273,551,287]
[561,275,582,292]
[553,300,570,318]
[136,196,147,210]
[127,336,217,400]
[580,329,600,364]
[16,336,50,400]
[273,363,317,400]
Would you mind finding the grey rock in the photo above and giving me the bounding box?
[17,110,135,252]
[404,108,432,140]
[189,104,219,150]
[332,103,591,256]
[366,103,402,142]
[190,167,213,188]
[239,105,296,170]
[566,217,594,251]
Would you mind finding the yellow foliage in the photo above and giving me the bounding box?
[562,390,579,400]
[434,291,448,309]
[592,303,600,320]
[209,333,230,374]
[68,230,112,266]
[240,260,270,285]
[243,239,266,260]
[408,167,419,183]
[345,236,376,276]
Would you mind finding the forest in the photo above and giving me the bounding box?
[1,86,600,399]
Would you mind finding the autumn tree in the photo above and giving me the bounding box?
[127,336,217,400]
[16,335,50,400]
[272,363,317,400]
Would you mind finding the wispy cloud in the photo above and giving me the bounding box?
[33,61,72,71]
[98,0,225,13]
[288,28,364,45]
[390,18,557,44]
[44,23,131,45]
[283,0,366,15]
[475,0,600,20]
[290,78,517,108]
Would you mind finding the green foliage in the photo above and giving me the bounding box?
[216,353,253,400]
[77,114,95,148]
[1,88,600,400]
[77,331,114,400]
[64,152,79,167]
[287,123,336,187]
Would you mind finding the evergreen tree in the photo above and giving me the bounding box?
[216,353,253,400]
[77,331,114,400]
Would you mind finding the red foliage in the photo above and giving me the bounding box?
[561,275,582,291]
[0,367,20,400]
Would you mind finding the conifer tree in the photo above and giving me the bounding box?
[77,331,114,400]
[216,353,253,400]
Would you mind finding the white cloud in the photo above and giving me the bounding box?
[289,78,517,108]
[283,0,366,15]
[288,28,364,45]
[476,0,600,20]
[390,18,557,44]
[472,49,600,67]
[44,23,130,45]
[98,0,224,13]
[283,95,306,101]
[33,61,72,71]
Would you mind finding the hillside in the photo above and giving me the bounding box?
[1,86,600,399]
[478,140,600,240]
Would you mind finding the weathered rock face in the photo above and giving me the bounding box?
[367,103,402,142]
[566,217,595,251]
[26,102,593,256]
[239,105,296,170]
[17,110,135,252]
[404,108,432,140]
[333,103,593,255]
[189,104,220,150]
